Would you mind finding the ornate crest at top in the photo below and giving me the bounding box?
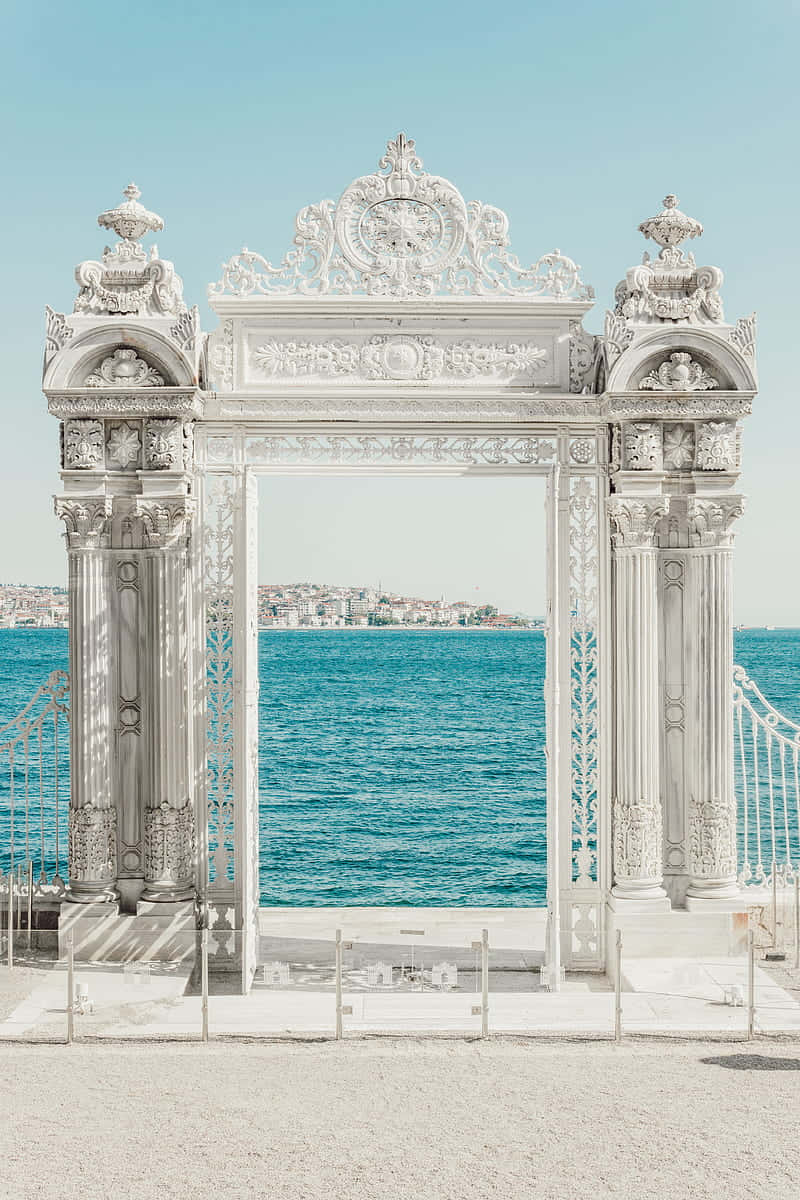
[209,133,594,301]
[97,183,164,243]
[73,184,186,319]
[613,192,723,326]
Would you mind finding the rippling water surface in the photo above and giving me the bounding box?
[2,626,800,904]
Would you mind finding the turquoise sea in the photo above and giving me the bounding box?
[0,627,799,903]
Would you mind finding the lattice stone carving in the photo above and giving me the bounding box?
[85,348,165,388]
[569,476,600,885]
[203,474,236,887]
[64,418,104,470]
[68,801,117,884]
[209,133,593,301]
[639,352,718,392]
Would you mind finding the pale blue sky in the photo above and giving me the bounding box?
[2,0,797,618]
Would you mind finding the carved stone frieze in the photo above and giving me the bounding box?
[238,433,557,468]
[607,496,669,548]
[85,348,165,388]
[602,394,751,421]
[689,795,737,882]
[695,420,738,471]
[144,801,195,888]
[54,497,112,549]
[687,496,745,547]
[68,802,117,884]
[135,498,194,548]
[63,418,104,470]
[209,133,593,301]
[44,306,74,368]
[662,423,694,471]
[639,352,718,392]
[216,396,598,422]
[251,335,550,384]
[106,421,142,470]
[48,390,202,420]
[568,322,595,393]
[613,798,662,885]
[622,422,662,471]
[144,418,183,470]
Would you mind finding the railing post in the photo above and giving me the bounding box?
[614,929,623,1044]
[771,861,778,949]
[747,927,756,1040]
[201,927,209,1043]
[794,873,799,972]
[66,932,74,1045]
[26,860,33,951]
[335,928,343,1040]
[481,928,489,1039]
[7,870,13,970]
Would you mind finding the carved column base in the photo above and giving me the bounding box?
[611,799,668,902]
[686,795,739,901]
[141,801,196,903]
[66,803,117,904]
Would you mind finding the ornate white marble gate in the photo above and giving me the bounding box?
[44,135,756,991]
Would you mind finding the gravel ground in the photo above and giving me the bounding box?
[0,1039,798,1199]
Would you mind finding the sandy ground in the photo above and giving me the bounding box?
[0,1039,798,1200]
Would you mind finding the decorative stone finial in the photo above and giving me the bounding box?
[638,195,703,249]
[97,183,164,243]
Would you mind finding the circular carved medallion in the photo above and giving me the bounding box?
[380,337,424,379]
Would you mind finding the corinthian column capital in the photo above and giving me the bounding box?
[135,497,195,549]
[607,495,669,549]
[687,495,745,548]
[54,496,112,549]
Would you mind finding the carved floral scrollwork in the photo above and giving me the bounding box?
[144,418,183,470]
[144,801,195,888]
[54,497,112,549]
[64,418,104,470]
[44,306,74,368]
[85,348,165,388]
[639,352,718,392]
[622,423,662,471]
[106,422,141,469]
[68,801,117,884]
[135,498,194,548]
[663,424,694,470]
[613,798,662,885]
[687,496,745,547]
[689,795,737,882]
[729,314,756,359]
[695,421,738,471]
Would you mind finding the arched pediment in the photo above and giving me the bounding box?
[43,321,198,390]
[605,326,757,394]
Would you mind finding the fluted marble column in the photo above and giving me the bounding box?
[137,499,196,902]
[55,497,116,902]
[609,496,669,901]
[685,496,745,902]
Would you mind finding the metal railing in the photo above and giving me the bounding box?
[0,670,69,902]
[734,663,800,889]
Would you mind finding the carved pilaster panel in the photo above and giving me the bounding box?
[695,421,739,471]
[622,422,662,471]
[663,424,694,471]
[144,418,184,470]
[106,421,142,471]
[63,419,104,470]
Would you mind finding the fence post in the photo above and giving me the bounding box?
[335,928,343,1040]
[772,861,778,948]
[26,860,33,951]
[481,928,489,1039]
[795,873,800,972]
[7,870,13,970]
[747,927,756,1040]
[614,929,623,1044]
[66,932,74,1044]
[201,926,209,1043]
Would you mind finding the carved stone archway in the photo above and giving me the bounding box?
[45,147,755,991]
